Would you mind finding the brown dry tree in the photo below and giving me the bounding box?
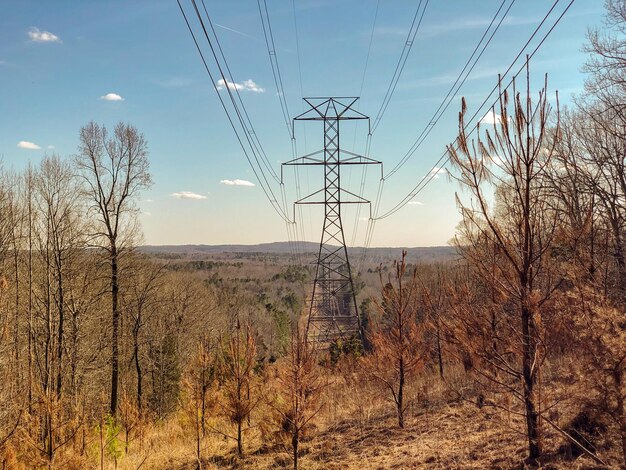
[272,325,324,470]
[219,319,259,457]
[363,251,428,428]
[447,64,562,462]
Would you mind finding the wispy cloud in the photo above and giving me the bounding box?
[17,141,41,150]
[408,200,424,206]
[100,92,124,101]
[373,26,407,37]
[171,191,207,200]
[28,27,62,43]
[216,79,265,93]
[406,65,503,89]
[215,23,256,40]
[429,167,446,179]
[47,145,55,150]
[421,15,539,38]
[220,179,255,187]
[143,211,152,216]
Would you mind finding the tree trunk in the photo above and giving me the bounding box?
[56,260,64,400]
[110,245,119,416]
[28,177,33,413]
[436,318,444,379]
[398,356,405,428]
[134,321,142,414]
[47,411,53,463]
[607,212,626,300]
[292,431,299,470]
[237,419,243,457]
[196,408,202,470]
[12,242,20,386]
[521,304,541,461]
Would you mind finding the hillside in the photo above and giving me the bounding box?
[139,243,459,264]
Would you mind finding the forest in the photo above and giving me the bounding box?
[1,1,626,469]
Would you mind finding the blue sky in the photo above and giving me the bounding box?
[0,0,605,247]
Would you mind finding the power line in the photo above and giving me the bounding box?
[191,0,281,195]
[257,0,307,264]
[350,0,381,248]
[358,0,572,262]
[200,0,281,185]
[358,0,380,104]
[351,0,425,255]
[376,0,575,221]
[176,0,291,225]
[358,0,516,257]
[292,0,313,246]
[385,0,515,179]
[370,0,429,135]
[257,0,292,136]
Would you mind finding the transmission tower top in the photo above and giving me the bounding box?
[294,97,370,125]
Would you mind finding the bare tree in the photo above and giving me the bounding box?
[123,257,165,415]
[584,0,626,116]
[75,122,151,416]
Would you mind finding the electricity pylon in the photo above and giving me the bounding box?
[283,97,382,345]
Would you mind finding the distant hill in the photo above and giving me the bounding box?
[139,242,459,263]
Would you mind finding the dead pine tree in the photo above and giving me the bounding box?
[273,325,324,470]
[219,319,259,457]
[182,336,219,469]
[363,251,427,428]
[447,62,562,463]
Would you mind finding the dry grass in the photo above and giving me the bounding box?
[76,366,619,470]
[12,366,621,469]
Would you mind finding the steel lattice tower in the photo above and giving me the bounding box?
[283,97,382,345]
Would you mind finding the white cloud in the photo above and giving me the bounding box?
[100,93,124,101]
[429,167,446,179]
[408,200,424,206]
[28,27,62,43]
[47,145,55,149]
[171,191,207,200]
[216,79,265,93]
[220,179,255,187]
[490,155,505,167]
[17,141,41,150]
[143,211,152,216]
[480,110,504,125]
[144,199,154,203]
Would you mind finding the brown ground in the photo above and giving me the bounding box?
[40,368,620,469]
[120,396,619,470]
